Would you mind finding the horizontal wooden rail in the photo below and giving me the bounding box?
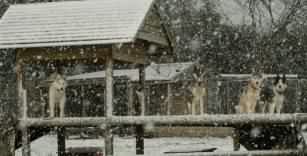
[164,150,304,156]
[219,74,300,79]
[19,114,307,128]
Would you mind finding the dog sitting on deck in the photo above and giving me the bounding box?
[48,72,67,117]
[238,74,264,113]
[260,74,287,113]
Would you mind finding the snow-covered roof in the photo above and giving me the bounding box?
[67,62,194,81]
[0,0,155,49]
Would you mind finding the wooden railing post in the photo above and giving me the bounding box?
[57,127,66,156]
[21,128,30,156]
[105,53,114,156]
[136,64,145,155]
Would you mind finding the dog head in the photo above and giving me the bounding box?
[249,74,264,90]
[273,74,287,94]
[52,74,67,92]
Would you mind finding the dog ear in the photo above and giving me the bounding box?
[282,74,286,83]
[274,74,280,85]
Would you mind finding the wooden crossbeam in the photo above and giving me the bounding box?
[19,114,307,128]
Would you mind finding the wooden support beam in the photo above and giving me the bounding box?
[8,131,16,156]
[81,86,87,117]
[136,125,144,155]
[233,128,240,151]
[39,88,46,117]
[16,59,25,119]
[57,127,66,156]
[23,89,27,119]
[21,128,30,156]
[167,83,172,115]
[104,125,114,156]
[105,54,113,117]
[19,114,307,128]
[105,53,114,156]
[127,82,135,116]
[136,64,145,155]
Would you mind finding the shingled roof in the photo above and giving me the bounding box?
[0,0,168,49]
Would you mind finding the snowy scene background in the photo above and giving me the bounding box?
[1,0,307,155]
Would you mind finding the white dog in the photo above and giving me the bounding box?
[48,73,67,117]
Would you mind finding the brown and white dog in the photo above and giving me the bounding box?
[260,74,287,113]
[48,73,67,117]
[239,74,264,113]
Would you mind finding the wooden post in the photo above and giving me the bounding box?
[105,53,114,156]
[136,65,145,155]
[17,59,30,156]
[22,128,30,156]
[17,59,25,119]
[167,83,172,115]
[225,81,230,114]
[296,80,302,113]
[39,88,46,117]
[23,89,27,119]
[233,128,240,151]
[57,127,66,156]
[81,86,87,117]
[8,131,16,156]
[127,82,135,116]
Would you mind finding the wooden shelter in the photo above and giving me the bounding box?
[0,0,174,156]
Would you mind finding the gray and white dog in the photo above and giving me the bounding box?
[260,74,287,113]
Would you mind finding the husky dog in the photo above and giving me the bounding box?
[188,81,207,115]
[239,74,264,113]
[260,74,287,113]
[48,73,67,117]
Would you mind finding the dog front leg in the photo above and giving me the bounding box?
[275,103,282,114]
[268,103,275,114]
[49,91,55,117]
[59,95,66,118]
[260,102,267,113]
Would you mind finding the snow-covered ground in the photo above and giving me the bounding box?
[15,135,246,156]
